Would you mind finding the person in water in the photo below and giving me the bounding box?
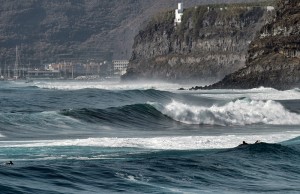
[242,141,248,145]
[240,140,261,146]
[6,161,13,165]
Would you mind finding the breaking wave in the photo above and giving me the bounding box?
[60,98,300,127]
[2,133,299,150]
[150,99,300,126]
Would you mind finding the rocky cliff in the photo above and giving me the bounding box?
[123,2,275,83]
[197,0,300,90]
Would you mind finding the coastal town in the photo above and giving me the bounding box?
[0,50,129,81]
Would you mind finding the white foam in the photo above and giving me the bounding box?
[191,87,300,100]
[32,80,187,91]
[150,99,300,126]
[1,133,299,150]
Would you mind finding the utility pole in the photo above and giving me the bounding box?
[71,63,74,79]
[14,46,19,79]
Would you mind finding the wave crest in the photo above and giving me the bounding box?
[150,99,300,126]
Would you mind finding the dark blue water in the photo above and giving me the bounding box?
[1,80,300,193]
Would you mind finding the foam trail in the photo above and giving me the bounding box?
[1,133,299,150]
[33,80,185,91]
[192,87,300,100]
[150,99,300,126]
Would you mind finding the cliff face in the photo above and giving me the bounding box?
[203,0,300,90]
[123,3,274,83]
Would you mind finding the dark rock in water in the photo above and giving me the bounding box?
[178,88,185,90]
[194,0,300,90]
[189,86,203,90]
[122,2,274,83]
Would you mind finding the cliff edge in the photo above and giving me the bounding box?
[197,0,300,90]
[123,2,274,83]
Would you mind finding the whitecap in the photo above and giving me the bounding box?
[1,133,300,150]
[150,99,300,126]
[33,80,186,91]
[191,87,300,100]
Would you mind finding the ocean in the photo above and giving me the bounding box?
[0,80,300,193]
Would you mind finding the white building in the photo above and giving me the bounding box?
[174,3,183,26]
[112,60,129,75]
[266,6,275,12]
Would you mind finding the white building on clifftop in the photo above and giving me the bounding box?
[174,3,183,26]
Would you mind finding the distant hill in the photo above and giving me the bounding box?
[0,0,269,67]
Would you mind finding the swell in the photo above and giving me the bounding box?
[1,97,299,140]
[1,142,300,194]
[225,142,300,157]
[0,88,176,138]
[0,88,175,114]
[61,98,300,127]
[60,103,176,128]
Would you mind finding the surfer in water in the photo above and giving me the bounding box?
[238,141,249,147]
[239,140,261,146]
[5,161,13,165]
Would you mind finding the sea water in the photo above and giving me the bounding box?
[0,80,300,193]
